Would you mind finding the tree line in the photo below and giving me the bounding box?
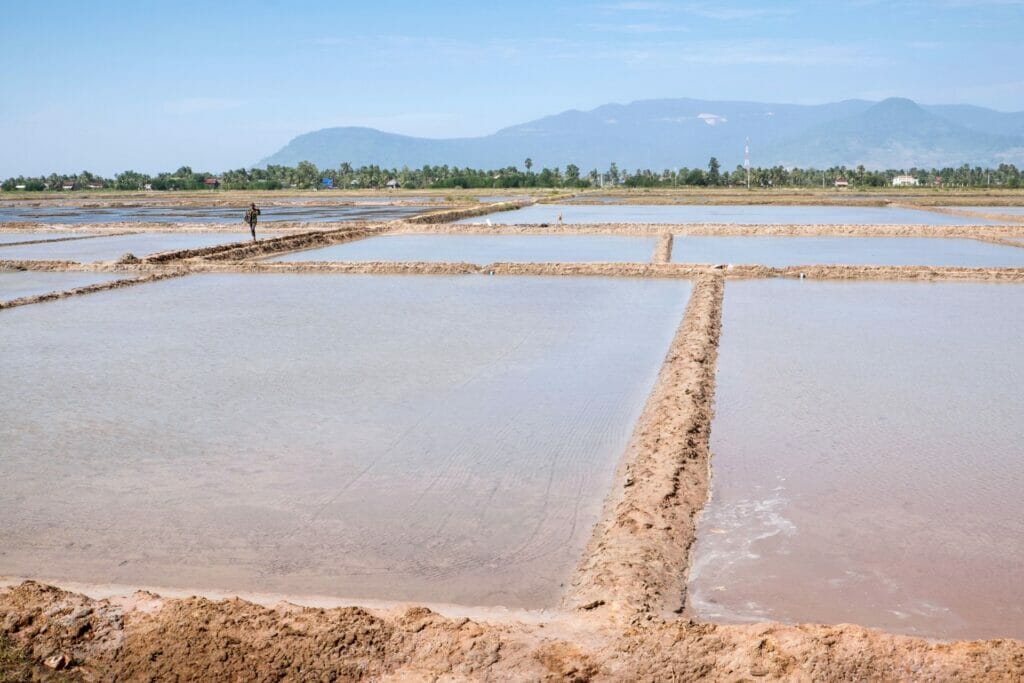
[3,159,1022,191]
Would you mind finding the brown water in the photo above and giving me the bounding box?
[0,273,690,608]
[0,232,261,262]
[0,271,126,301]
[271,234,657,264]
[688,280,1024,640]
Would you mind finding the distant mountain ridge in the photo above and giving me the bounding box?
[260,97,1024,170]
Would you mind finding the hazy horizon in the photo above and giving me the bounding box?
[2,0,1023,176]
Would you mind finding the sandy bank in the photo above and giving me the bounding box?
[3,581,1023,681]
[566,274,722,623]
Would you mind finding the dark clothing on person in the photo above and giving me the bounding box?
[244,205,261,240]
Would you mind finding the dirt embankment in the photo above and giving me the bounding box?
[565,274,723,623]
[393,220,1024,239]
[722,264,1024,282]
[652,233,673,263]
[4,581,1024,681]
[189,260,482,276]
[404,199,535,224]
[0,271,187,311]
[891,202,1024,225]
[142,225,388,263]
[0,232,137,247]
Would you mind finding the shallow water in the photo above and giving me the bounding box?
[688,280,1024,640]
[271,234,657,264]
[0,232,258,262]
[0,271,125,301]
[0,204,426,224]
[0,232,97,245]
[462,204,997,225]
[0,274,690,608]
[944,206,1024,216]
[670,235,1024,267]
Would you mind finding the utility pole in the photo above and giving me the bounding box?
[744,138,750,190]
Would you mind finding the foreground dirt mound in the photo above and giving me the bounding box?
[3,582,1024,681]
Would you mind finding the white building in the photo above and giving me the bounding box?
[892,174,919,187]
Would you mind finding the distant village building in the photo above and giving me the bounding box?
[834,177,849,188]
[87,181,104,189]
[203,177,221,189]
[61,180,76,191]
[385,179,400,189]
[892,174,919,187]
[14,184,26,190]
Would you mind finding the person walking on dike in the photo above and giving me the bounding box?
[244,202,261,241]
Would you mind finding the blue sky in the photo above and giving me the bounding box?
[1,0,1022,176]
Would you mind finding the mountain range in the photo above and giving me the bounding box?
[260,97,1024,171]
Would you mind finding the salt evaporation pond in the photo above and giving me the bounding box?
[0,204,426,224]
[0,270,126,301]
[688,280,1024,640]
[944,206,1024,216]
[463,204,997,225]
[0,232,98,245]
[670,235,1024,267]
[0,232,256,262]
[271,234,657,264]
[0,273,690,607]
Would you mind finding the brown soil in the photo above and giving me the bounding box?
[0,233,136,248]
[891,202,1024,225]
[652,233,673,263]
[404,199,536,224]
[4,581,1024,681]
[566,273,722,623]
[4,220,1024,678]
[142,225,387,263]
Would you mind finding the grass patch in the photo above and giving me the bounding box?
[0,633,32,683]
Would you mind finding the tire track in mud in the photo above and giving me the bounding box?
[565,273,724,622]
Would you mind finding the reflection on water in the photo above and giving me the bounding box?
[271,234,657,264]
[670,235,1024,267]
[462,204,997,225]
[0,274,690,608]
[0,271,125,301]
[689,280,1024,640]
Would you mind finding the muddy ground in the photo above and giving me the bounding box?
[3,219,1024,679]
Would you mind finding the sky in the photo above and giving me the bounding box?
[1,0,1023,176]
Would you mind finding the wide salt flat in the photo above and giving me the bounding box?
[0,270,127,301]
[270,233,657,264]
[0,232,258,262]
[0,273,690,608]
[460,203,998,225]
[670,235,1024,267]
[688,280,1024,640]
